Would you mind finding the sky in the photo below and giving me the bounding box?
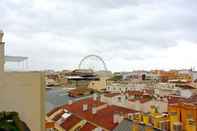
[1,0,197,71]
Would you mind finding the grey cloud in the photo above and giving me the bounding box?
[1,0,197,71]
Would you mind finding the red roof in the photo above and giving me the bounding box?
[80,123,96,131]
[126,91,143,96]
[61,115,81,130]
[104,93,121,97]
[139,97,151,103]
[128,99,138,102]
[45,121,55,129]
[63,98,137,130]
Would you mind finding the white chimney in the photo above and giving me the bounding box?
[121,95,126,104]
[83,104,88,111]
[113,113,120,124]
[92,106,97,114]
[93,127,103,131]
[118,114,124,123]
[127,113,134,120]
[113,112,124,123]
[68,100,72,105]
[57,117,65,125]
[93,93,97,101]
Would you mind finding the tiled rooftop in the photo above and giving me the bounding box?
[63,98,138,130]
[45,121,55,129]
[168,95,197,105]
[126,90,143,96]
[60,115,81,130]
[80,122,96,131]
[139,97,152,103]
[104,93,121,97]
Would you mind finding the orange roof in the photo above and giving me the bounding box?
[45,122,55,129]
[63,98,138,130]
[61,115,81,130]
[80,122,96,131]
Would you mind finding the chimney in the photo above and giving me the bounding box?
[93,93,97,101]
[127,113,134,120]
[113,112,120,124]
[113,112,124,124]
[92,105,97,114]
[68,100,72,105]
[57,117,65,125]
[118,112,124,123]
[0,30,4,73]
[82,104,88,111]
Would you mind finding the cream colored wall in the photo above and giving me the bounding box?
[0,32,45,131]
[0,43,4,89]
[0,43,4,73]
[88,77,107,91]
[0,72,45,131]
[0,34,4,73]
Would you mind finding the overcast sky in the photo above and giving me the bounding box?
[1,0,197,71]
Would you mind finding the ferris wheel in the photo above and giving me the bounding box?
[78,55,107,71]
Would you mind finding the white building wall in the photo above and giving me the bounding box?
[158,101,168,113]
[192,72,197,81]
[141,101,154,113]
[101,95,168,113]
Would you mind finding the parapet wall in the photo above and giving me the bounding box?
[0,71,45,131]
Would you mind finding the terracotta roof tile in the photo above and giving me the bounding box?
[61,115,81,130]
[45,122,55,129]
[63,98,138,130]
[126,91,143,96]
[80,122,96,131]
[104,93,121,97]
